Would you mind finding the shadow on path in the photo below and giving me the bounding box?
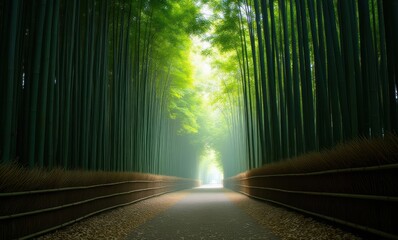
[127,188,278,240]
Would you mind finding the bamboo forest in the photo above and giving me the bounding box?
[1,0,398,239]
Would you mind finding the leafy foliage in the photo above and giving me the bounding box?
[208,0,398,177]
[0,0,208,179]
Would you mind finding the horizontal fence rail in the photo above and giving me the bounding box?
[0,180,172,197]
[224,164,398,240]
[237,184,398,202]
[240,163,398,178]
[0,176,198,239]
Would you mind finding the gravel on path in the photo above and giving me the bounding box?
[39,187,362,240]
[126,188,278,240]
[227,191,362,240]
[38,191,189,240]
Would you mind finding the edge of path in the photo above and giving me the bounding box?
[38,190,189,240]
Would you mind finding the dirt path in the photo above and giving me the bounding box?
[126,188,278,240]
[40,187,360,239]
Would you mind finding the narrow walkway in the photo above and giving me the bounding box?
[127,187,278,240]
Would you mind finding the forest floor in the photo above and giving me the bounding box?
[39,187,361,240]
[126,187,277,239]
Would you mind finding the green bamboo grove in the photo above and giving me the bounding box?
[210,0,398,177]
[1,0,398,180]
[0,0,207,178]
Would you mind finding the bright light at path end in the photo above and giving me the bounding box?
[197,183,223,189]
[198,147,224,188]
